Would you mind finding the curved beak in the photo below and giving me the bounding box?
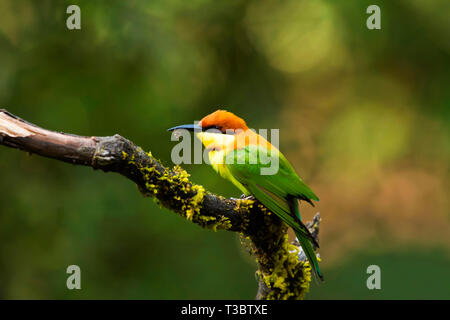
[167,124,202,132]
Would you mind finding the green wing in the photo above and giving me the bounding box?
[225,145,319,243]
[225,145,318,202]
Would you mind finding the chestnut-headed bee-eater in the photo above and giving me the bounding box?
[168,110,323,281]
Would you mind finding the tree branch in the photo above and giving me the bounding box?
[0,109,321,300]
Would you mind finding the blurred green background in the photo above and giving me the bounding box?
[0,0,449,299]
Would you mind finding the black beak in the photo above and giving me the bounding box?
[167,124,202,132]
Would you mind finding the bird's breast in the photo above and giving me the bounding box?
[208,149,227,175]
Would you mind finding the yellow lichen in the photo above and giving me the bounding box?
[257,233,312,300]
[211,216,232,231]
[184,184,205,221]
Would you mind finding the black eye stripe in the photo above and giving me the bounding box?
[203,125,222,131]
[202,125,236,135]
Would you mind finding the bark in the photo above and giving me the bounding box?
[0,109,321,300]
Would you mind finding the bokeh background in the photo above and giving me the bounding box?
[0,0,449,299]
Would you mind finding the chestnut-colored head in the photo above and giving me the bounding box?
[199,110,248,133]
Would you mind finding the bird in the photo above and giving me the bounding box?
[168,110,323,281]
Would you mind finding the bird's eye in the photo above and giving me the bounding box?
[204,125,221,131]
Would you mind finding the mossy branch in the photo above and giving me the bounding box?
[0,109,321,300]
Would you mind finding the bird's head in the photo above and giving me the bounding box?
[168,110,248,149]
[168,110,247,133]
[198,110,248,133]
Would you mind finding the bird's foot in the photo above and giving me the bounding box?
[230,194,256,201]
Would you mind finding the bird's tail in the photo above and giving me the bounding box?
[289,197,323,282]
[295,230,324,282]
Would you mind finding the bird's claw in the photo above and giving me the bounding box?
[230,194,256,201]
